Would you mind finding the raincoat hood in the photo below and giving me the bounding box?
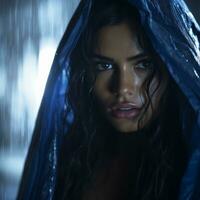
[17,0,200,199]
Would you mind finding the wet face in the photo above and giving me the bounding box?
[92,23,168,133]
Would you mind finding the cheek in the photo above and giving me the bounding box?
[93,72,112,101]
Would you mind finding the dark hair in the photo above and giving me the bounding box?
[54,1,187,199]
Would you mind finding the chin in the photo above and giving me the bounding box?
[111,121,139,134]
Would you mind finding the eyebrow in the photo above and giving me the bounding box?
[92,52,149,63]
[127,53,149,61]
[92,54,115,63]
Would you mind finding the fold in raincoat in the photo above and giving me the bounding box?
[17,0,200,199]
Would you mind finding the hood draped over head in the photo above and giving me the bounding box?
[17,0,200,199]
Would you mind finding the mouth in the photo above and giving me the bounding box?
[108,102,142,119]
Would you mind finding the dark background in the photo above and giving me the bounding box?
[0,0,199,199]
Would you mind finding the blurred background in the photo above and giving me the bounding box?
[0,0,79,199]
[0,0,199,199]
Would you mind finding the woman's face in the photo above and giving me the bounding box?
[92,23,168,133]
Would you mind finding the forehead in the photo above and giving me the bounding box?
[95,23,144,60]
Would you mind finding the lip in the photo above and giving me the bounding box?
[108,102,142,119]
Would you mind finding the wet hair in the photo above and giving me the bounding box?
[54,1,187,199]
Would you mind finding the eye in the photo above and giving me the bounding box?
[95,62,114,72]
[135,59,154,71]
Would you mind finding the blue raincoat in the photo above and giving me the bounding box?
[17,0,200,199]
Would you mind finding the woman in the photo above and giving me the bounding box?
[17,0,200,199]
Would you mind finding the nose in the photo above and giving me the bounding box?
[113,64,138,99]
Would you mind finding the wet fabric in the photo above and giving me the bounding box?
[17,0,200,199]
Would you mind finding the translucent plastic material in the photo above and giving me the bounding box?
[17,0,200,199]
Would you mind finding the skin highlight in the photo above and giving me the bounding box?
[92,23,169,133]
